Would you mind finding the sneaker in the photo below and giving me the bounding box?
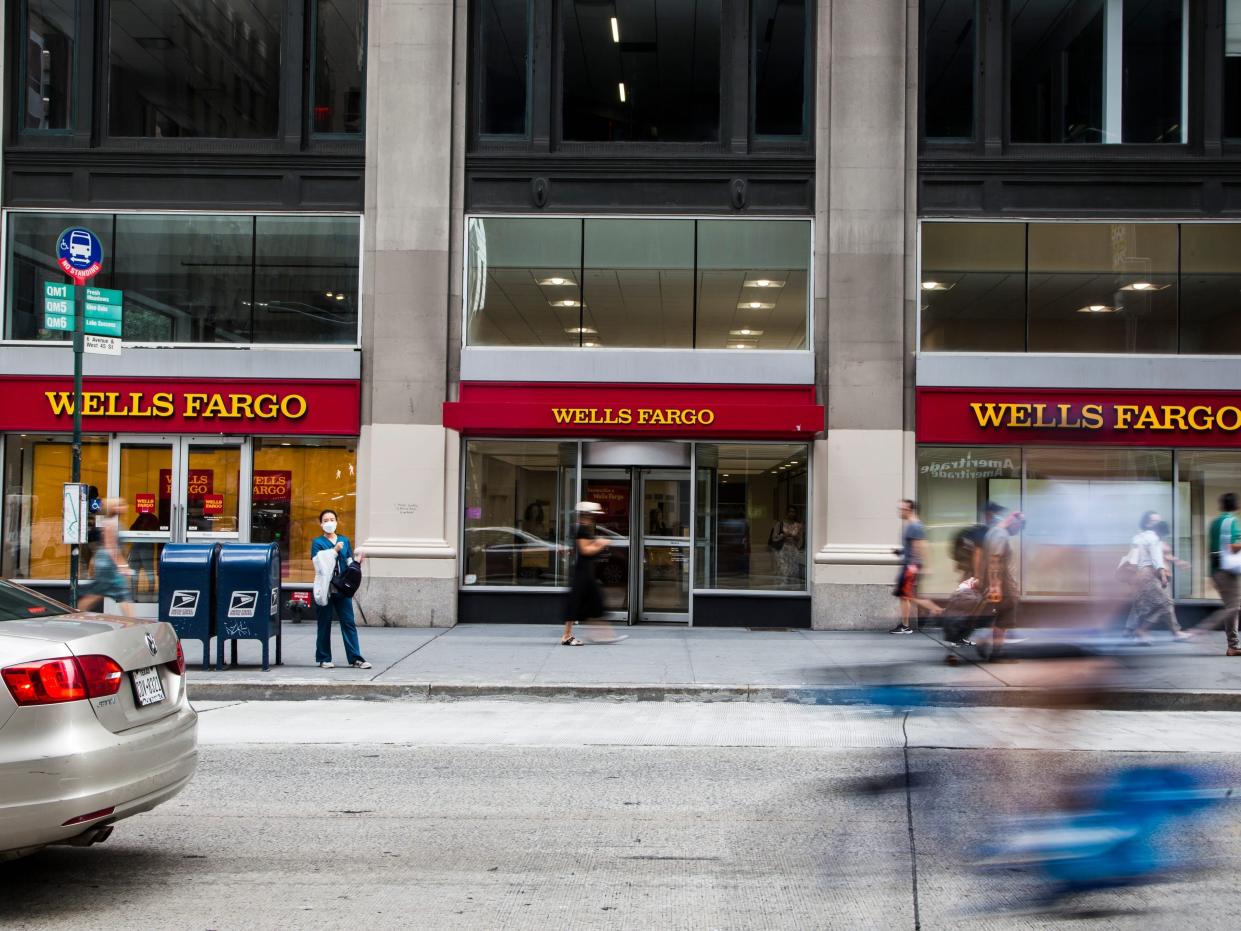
[351,660,372,669]
[319,661,335,669]
[888,625,914,634]
[1227,647,1241,657]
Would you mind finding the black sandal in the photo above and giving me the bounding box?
[561,636,585,646]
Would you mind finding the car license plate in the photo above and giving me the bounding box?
[131,666,166,707]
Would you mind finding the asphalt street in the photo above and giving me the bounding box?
[3,701,1240,931]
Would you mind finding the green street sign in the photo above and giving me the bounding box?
[84,301,122,321]
[44,281,78,300]
[84,317,122,337]
[44,297,73,315]
[84,287,122,306]
[44,312,74,332]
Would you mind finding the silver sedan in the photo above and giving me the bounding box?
[0,580,197,860]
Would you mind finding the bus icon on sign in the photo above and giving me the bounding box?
[68,230,92,263]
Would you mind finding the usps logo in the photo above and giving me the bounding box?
[168,589,199,618]
[270,587,279,614]
[228,591,259,618]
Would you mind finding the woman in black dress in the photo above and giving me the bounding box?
[563,501,614,645]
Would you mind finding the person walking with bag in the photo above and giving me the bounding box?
[1124,511,1190,643]
[311,509,371,669]
[562,501,625,646]
[1191,493,1241,655]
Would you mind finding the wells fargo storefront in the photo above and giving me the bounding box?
[0,376,360,609]
[444,383,825,628]
[916,387,1241,611]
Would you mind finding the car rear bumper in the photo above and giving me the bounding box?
[0,701,198,855]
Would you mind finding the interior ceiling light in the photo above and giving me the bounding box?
[1120,281,1168,292]
[335,294,345,301]
[550,299,582,308]
[537,276,574,286]
[743,278,785,288]
[610,17,620,42]
[728,341,757,350]
[565,326,597,334]
[729,328,763,337]
[738,301,775,310]
[618,82,627,103]
[921,281,953,292]
[325,292,334,298]
[583,340,601,348]
[1077,304,1117,314]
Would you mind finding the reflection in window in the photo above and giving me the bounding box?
[915,447,1021,595]
[696,220,809,349]
[251,438,357,584]
[4,212,107,341]
[24,0,76,130]
[1227,1,1241,138]
[1180,225,1241,354]
[1,435,108,580]
[466,217,583,346]
[753,0,807,136]
[1010,0,1185,145]
[252,216,361,344]
[1027,223,1177,353]
[314,0,366,134]
[695,444,808,592]
[921,0,974,140]
[562,0,720,142]
[462,441,578,587]
[108,0,281,138]
[583,219,694,348]
[1175,451,1241,600]
[920,222,1025,352]
[478,0,529,135]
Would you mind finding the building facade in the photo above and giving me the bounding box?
[17,1,1233,630]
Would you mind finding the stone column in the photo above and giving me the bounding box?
[811,0,918,628]
[355,0,465,626]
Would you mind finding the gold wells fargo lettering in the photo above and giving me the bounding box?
[970,401,1239,432]
[550,407,716,427]
[44,391,308,420]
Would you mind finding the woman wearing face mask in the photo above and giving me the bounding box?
[311,509,370,669]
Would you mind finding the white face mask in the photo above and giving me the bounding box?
[322,520,337,534]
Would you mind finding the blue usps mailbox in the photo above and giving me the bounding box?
[158,543,219,671]
[214,543,283,671]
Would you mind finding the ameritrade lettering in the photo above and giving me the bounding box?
[44,391,309,420]
[970,401,1241,432]
[550,407,717,426]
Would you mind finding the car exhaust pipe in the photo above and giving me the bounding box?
[59,824,114,848]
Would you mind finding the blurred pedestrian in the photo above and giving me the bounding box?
[890,499,943,634]
[77,498,134,617]
[562,502,625,645]
[1191,492,1241,655]
[982,510,1024,660]
[311,508,370,669]
[1126,510,1190,643]
[770,505,805,585]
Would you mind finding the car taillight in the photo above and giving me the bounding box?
[2,655,124,706]
[166,641,186,677]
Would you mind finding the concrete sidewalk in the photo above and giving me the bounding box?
[183,622,1241,709]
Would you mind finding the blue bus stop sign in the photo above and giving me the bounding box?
[56,227,104,282]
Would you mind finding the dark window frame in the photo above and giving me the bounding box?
[468,0,815,156]
[309,0,369,139]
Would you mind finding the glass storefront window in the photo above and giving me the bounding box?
[477,0,529,136]
[752,0,807,137]
[462,440,578,587]
[561,0,721,142]
[23,0,76,131]
[1174,451,1241,600]
[313,0,366,134]
[695,443,808,592]
[1179,225,1241,355]
[251,438,357,584]
[922,0,975,140]
[5,212,360,345]
[108,0,281,138]
[920,222,1025,352]
[2,434,108,580]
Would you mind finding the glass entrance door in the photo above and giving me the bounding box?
[580,468,633,619]
[110,435,249,608]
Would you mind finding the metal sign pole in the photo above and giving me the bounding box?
[70,284,84,607]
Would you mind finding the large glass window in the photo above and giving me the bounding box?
[1009,0,1185,145]
[561,0,721,142]
[466,217,811,349]
[477,0,529,135]
[313,0,366,134]
[920,222,1025,352]
[695,443,808,592]
[1174,451,1240,600]
[4,212,360,345]
[1180,225,1241,355]
[251,438,357,584]
[22,0,76,131]
[1227,1,1241,138]
[2,434,108,580]
[461,441,578,587]
[921,0,975,140]
[752,0,807,137]
[108,0,282,138]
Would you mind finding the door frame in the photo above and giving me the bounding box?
[635,467,692,624]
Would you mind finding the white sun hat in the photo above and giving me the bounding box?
[576,501,604,514]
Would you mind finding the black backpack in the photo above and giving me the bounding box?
[952,524,987,574]
[331,560,363,598]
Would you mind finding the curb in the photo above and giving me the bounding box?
[187,680,1241,711]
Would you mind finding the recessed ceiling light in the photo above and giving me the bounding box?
[728,341,757,349]
[921,281,953,292]
[610,16,620,42]
[1120,281,1168,292]
[744,278,785,288]
[618,82,626,103]
[1077,304,1117,314]
[729,328,764,337]
[335,294,345,301]
[583,340,602,348]
[537,277,574,286]
[550,299,582,308]
[565,326,597,334]
[737,301,775,310]
[325,292,334,298]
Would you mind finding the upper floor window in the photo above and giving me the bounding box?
[470,0,811,151]
[465,216,810,349]
[922,0,975,141]
[4,211,360,345]
[21,0,76,131]
[920,220,1241,355]
[312,0,367,134]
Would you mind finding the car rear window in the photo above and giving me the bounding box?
[0,582,72,621]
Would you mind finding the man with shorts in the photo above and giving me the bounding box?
[982,510,1025,660]
[890,499,942,633]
